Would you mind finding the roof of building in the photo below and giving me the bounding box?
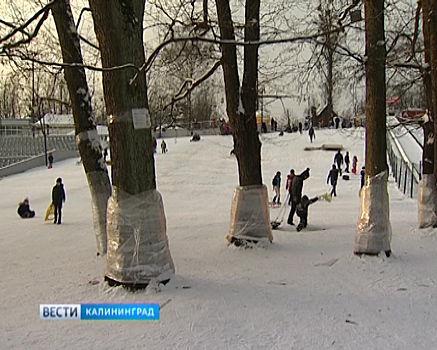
[35,114,74,127]
[0,118,31,126]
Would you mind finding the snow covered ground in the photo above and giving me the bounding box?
[1,127,436,350]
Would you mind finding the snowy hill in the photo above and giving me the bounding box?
[1,128,435,350]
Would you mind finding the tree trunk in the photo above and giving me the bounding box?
[240,0,262,186]
[89,0,174,287]
[428,1,437,182]
[216,0,272,245]
[418,0,437,228]
[51,0,111,256]
[355,0,391,255]
[327,49,334,123]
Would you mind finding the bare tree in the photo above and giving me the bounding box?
[89,0,175,287]
[216,0,273,245]
[51,0,112,255]
[413,0,437,228]
[354,0,391,256]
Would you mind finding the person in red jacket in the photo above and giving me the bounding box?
[285,169,295,205]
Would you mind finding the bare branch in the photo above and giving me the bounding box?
[39,96,71,107]
[2,8,50,51]
[3,52,140,73]
[408,0,422,62]
[337,0,361,27]
[172,59,222,102]
[0,0,57,46]
[131,25,351,86]
[0,18,31,37]
[388,62,422,70]
[76,7,92,29]
[78,34,99,51]
[261,94,300,100]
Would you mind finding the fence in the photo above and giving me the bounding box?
[387,129,421,198]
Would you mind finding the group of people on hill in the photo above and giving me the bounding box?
[271,149,365,232]
[17,177,66,225]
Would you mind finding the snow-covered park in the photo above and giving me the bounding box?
[1,127,436,350]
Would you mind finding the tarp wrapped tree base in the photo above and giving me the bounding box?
[417,174,437,228]
[105,188,175,288]
[354,172,392,256]
[87,171,112,256]
[227,185,273,247]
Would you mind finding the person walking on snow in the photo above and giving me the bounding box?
[327,164,339,197]
[287,168,310,225]
[48,153,54,169]
[52,177,66,225]
[344,151,350,173]
[285,169,295,205]
[352,156,358,174]
[333,150,343,176]
[272,171,281,205]
[360,166,366,188]
[161,140,167,153]
[308,126,315,143]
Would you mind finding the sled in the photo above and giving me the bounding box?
[269,201,282,208]
[270,194,289,229]
[319,192,333,202]
[44,203,54,221]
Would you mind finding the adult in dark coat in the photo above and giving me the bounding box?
[344,151,350,173]
[333,150,343,176]
[327,164,339,197]
[287,168,310,225]
[17,198,35,218]
[360,166,366,188]
[308,127,315,143]
[52,177,66,224]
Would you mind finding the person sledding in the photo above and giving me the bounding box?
[191,133,201,142]
[17,198,35,218]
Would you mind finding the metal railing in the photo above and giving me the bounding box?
[387,128,421,198]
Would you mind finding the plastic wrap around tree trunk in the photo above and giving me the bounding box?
[227,185,273,245]
[105,188,175,285]
[87,171,112,256]
[418,174,437,228]
[355,171,392,254]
